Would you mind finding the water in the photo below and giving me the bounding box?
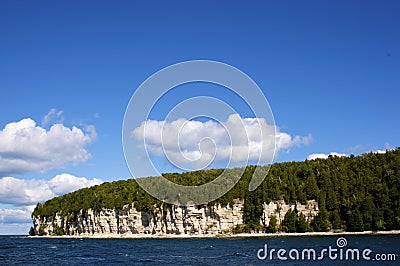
[0,235,399,265]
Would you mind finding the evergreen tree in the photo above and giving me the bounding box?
[311,207,330,232]
[361,197,375,231]
[331,209,342,230]
[282,209,297,233]
[347,210,364,232]
[53,225,64,236]
[296,213,310,233]
[305,174,319,199]
[326,187,338,211]
[266,214,277,233]
[29,227,35,236]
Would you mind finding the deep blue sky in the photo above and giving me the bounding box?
[0,1,399,180]
[1,0,400,234]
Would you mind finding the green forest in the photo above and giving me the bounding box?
[33,148,400,233]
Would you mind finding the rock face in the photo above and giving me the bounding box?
[32,199,318,236]
[261,199,318,227]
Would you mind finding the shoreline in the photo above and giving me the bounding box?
[28,230,400,239]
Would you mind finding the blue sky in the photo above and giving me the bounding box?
[0,0,399,234]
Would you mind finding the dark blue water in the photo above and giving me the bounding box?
[0,235,399,265]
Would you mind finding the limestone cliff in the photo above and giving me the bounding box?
[32,199,318,236]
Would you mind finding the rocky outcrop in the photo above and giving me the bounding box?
[32,199,318,236]
[261,199,318,227]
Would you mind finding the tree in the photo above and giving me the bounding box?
[361,197,375,231]
[266,215,277,233]
[331,209,342,230]
[29,227,35,236]
[305,174,319,199]
[326,188,338,211]
[296,213,310,233]
[53,225,64,236]
[311,207,330,232]
[282,209,297,233]
[347,210,364,232]
[38,225,46,236]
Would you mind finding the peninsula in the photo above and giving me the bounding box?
[30,149,400,237]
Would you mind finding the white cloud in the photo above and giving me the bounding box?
[132,114,311,169]
[0,174,102,226]
[0,174,102,206]
[48,173,102,195]
[307,152,348,160]
[276,132,312,150]
[0,118,96,176]
[0,208,32,224]
[0,177,54,206]
[41,108,64,127]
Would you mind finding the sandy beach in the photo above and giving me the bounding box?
[29,230,400,239]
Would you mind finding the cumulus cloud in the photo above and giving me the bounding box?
[0,177,54,206]
[0,208,32,224]
[48,173,102,195]
[0,174,102,225]
[132,114,311,169]
[307,152,348,160]
[0,118,96,176]
[0,174,102,206]
[276,132,312,150]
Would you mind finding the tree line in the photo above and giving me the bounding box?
[33,148,400,233]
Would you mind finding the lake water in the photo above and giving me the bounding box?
[0,235,398,265]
